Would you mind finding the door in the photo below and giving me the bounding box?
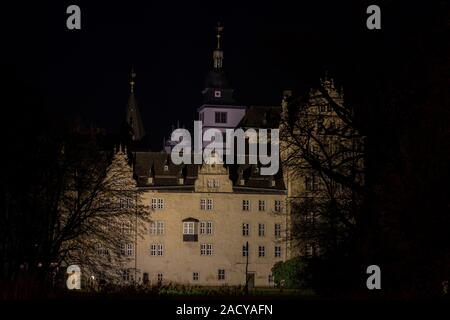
[246,273,255,288]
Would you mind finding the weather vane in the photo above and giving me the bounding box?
[216,22,224,49]
[130,67,136,93]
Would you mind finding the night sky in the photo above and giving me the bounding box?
[3,0,437,148]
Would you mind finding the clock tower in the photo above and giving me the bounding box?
[198,23,247,134]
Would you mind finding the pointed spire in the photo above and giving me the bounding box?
[126,67,145,141]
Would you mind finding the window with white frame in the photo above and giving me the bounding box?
[149,221,164,235]
[218,269,225,280]
[274,200,282,212]
[150,244,164,256]
[275,245,282,258]
[200,199,213,210]
[157,273,163,283]
[242,223,249,236]
[200,199,206,210]
[275,223,282,238]
[258,246,265,257]
[213,179,220,188]
[268,275,274,284]
[183,221,195,235]
[242,244,248,257]
[258,223,266,237]
[119,198,132,209]
[258,200,266,211]
[121,221,132,235]
[121,243,134,256]
[151,198,165,210]
[207,199,213,210]
[200,221,213,235]
[122,269,133,282]
[242,200,250,211]
[200,243,213,256]
[193,272,199,281]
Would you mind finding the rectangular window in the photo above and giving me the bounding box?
[274,200,282,212]
[207,199,213,210]
[96,244,109,256]
[258,200,266,211]
[268,275,274,284]
[275,245,282,258]
[305,242,320,257]
[275,223,281,238]
[242,244,248,257]
[122,221,132,235]
[119,198,132,209]
[242,200,250,211]
[122,269,133,282]
[183,222,195,235]
[121,243,134,257]
[213,180,220,188]
[242,223,249,236]
[200,221,213,235]
[200,199,206,210]
[149,221,165,235]
[218,269,225,280]
[258,246,265,257]
[151,198,164,210]
[215,112,227,124]
[200,243,213,256]
[258,223,265,237]
[305,174,320,191]
[157,273,163,283]
[193,272,199,281]
[150,244,164,256]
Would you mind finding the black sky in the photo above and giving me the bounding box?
[3,0,439,148]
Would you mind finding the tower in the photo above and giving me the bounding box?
[126,68,146,141]
[198,23,247,134]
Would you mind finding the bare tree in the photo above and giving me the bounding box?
[53,145,150,286]
[280,76,365,257]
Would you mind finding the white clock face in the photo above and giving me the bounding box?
[214,90,222,98]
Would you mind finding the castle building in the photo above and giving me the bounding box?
[96,25,363,288]
[113,25,289,287]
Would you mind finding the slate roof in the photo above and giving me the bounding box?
[132,151,285,193]
[238,105,282,129]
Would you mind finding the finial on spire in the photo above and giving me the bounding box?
[215,22,224,50]
[130,67,136,93]
[213,23,224,69]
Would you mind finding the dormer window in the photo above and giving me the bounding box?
[214,90,222,98]
[164,165,169,172]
